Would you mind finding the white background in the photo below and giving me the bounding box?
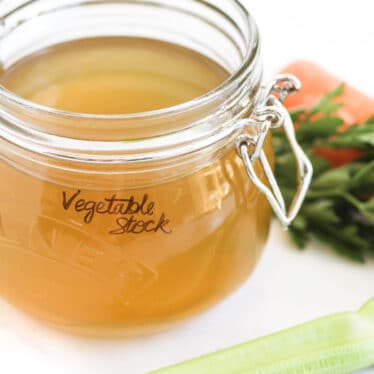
[0,1,373,373]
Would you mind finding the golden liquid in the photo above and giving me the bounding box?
[1,37,228,114]
[0,37,271,335]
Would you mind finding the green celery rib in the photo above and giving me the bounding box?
[150,299,374,374]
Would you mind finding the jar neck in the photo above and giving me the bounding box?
[0,0,263,166]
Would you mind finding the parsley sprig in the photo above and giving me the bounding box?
[274,85,374,262]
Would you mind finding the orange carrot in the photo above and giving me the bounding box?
[281,61,374,125]
[281,61,374,166]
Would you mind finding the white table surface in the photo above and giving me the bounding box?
[0,1,373,373]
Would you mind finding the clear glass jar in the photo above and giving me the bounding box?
[0,0,311,335]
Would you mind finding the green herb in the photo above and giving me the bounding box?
[150,299,374,374]
[274,85,374,262]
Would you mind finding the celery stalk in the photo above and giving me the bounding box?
[150,300,374,374]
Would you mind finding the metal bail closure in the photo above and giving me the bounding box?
[237,75,313,228]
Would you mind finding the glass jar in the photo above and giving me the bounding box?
[0,0,312,335]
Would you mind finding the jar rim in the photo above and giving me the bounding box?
[0,0,264,169]
[0,0,259,121]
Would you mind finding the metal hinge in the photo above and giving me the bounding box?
[237,75,313,228]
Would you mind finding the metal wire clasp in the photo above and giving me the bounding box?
[236,75,313,228]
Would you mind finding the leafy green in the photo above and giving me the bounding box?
[275,85,374,262]
[310,83,345,115]
[297,117,344,142]
[330,123,374,148]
